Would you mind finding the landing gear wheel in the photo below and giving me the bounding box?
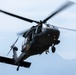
[52,46,56,53]
[17,66,19,71]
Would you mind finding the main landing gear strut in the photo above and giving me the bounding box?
[51,40,60,53]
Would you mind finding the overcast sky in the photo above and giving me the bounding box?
[0,0,76,75]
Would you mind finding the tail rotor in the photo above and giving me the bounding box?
[6,37,19,56]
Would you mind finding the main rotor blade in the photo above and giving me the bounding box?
[0,10,39,23]
[43,1,74,23]
[18,30,28,36]
[18,26,36,37]
[49,24,76,32]
[58,26,76,32]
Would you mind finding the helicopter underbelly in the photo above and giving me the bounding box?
[28,29,60,55]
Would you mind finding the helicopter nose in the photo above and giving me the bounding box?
[54,29,60,39]
[56,29,60,38]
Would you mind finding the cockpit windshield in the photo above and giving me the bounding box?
[45,24,58,29]
[51,25,58,29]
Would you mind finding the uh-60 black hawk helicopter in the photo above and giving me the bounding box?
[0,1,76,71]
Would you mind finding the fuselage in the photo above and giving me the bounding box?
[15,25,60,64]
[27,25,60,55]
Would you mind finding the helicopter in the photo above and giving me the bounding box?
[0,1,76,71]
